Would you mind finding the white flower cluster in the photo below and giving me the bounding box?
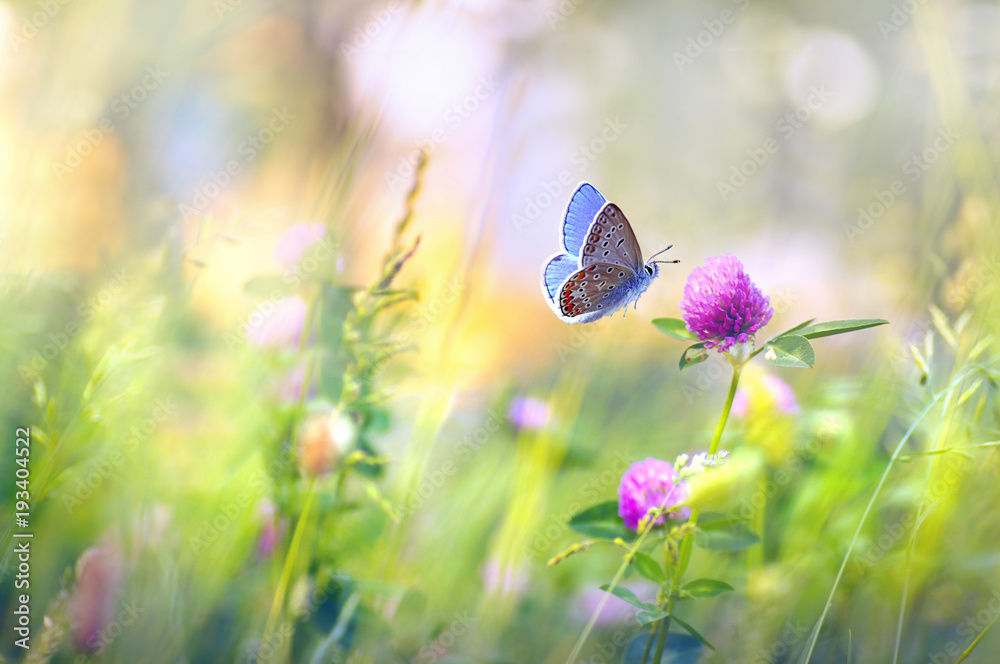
[676,450,730,479]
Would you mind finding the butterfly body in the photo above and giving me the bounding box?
[541,183,675,324]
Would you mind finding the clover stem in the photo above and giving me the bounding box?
[639,628,656,664]
[651,614,672,664]
[665,365,743,634]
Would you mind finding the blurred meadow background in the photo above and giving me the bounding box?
[2,0,1000,662]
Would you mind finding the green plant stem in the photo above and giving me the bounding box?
[262,479,317,649]
[645,365,742,661]
[892,385,958,664]
[565,499,680,664]
[651,615,672,664]
[955,607,1000,662]
[639,628,656,664]
[670,365,742,597]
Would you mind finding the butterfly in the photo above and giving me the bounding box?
[541,182,677,324]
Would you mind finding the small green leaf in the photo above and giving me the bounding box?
[769,318,816,340]
[653,318,697,341]
[637,609,671,626]
[695,521,760,552]
[631,552,667,584]
[797,318,889,339]
[671,615,715,650]
[568,501,635,541]
[599,584,657,611]
[679,342,709,371]
[764,335,815,368]
[681,578,735,598]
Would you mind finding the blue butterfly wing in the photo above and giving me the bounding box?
[541,253,578,302]
[562,183,606,255]
[556,262,640,323]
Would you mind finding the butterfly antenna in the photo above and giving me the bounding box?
[648,245,675,260]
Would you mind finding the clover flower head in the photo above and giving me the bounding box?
[618,458,690,531]
[680,255,773,353]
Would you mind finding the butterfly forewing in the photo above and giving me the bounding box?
[557,262,634,319]
[580,203,643,273]
[562,183,607,256]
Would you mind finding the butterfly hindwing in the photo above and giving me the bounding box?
[557,262,636,320]
[562,183,607,256]
[580,203,644,273]
[542,253,578,302]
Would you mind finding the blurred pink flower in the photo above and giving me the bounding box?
[482,556,528,597]
[573,586,648,626]
[245,296,308,348]
[273,222,328,272]
[70,543,123,652]
[732,374,800,418]
[279,363,317,402]
[507,395,551,432]
[256,499,285,561]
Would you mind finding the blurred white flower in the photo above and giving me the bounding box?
[343,6,500,138]
[783,29,878,128]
